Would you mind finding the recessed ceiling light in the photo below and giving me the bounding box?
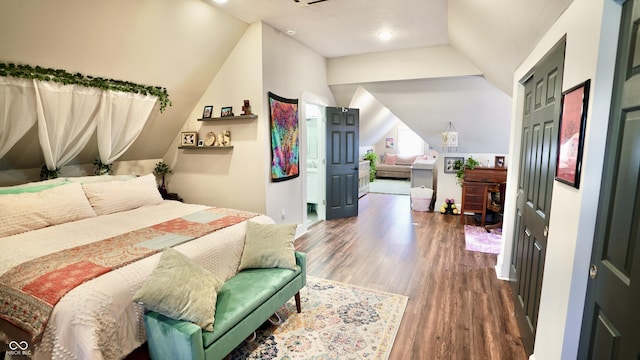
[213,0,228,4]
[286,28,297,36]
[376,30,394,41]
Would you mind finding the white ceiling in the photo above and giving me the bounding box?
[207,0,449,59]
[208,0,574,95]
[207,0,574,154]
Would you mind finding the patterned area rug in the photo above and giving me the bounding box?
[228,277,408,359]
[464,225,502,254]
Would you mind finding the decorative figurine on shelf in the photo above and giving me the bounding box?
[216,133,224,147]
[222,130,231,146]
[242,99,252,115]
[440,198,459,215]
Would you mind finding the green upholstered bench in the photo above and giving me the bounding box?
[143,251,306,360]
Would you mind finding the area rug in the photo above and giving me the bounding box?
[368,179,410,195]
[228,277,409,360]
[464,225,502,254]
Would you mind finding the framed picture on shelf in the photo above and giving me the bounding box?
[221,106,233,117]
[197,139,204,147]
[202,105,213,119]
[444,156,464,173]
[555,79,590,188]
[495,156,505,168]
[181,132,197,146]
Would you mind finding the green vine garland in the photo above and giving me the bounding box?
[0,63,171,112]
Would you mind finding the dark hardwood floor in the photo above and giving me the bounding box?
[296,193,527,360]
[127,192,526,359]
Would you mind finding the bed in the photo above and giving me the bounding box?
[0,174,273,359]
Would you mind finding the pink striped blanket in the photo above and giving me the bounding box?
[0,207,258,344]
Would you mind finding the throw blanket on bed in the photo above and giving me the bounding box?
[0,207,258,344]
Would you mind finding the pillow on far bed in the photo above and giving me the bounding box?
[65,174,137,184]
[82,173,163,216]
[133,247,223,331]
[0,182,97,238]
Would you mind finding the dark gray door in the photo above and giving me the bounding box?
[579,0,640,357]
[510,38,565,354]
[326,107,359,220]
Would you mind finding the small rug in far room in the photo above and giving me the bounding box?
[228,276,409,360]
[368,179,411,195]
[464,225,502,254]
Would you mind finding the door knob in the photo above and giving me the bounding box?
[589,264,598,279]
[544,226,549,237]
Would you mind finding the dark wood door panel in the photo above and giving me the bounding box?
[511,37,565,355]
[579,1,640,358]
[325,107,359,220]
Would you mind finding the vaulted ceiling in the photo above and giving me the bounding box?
[0,0,574,171]
[207,0,574,154]
[209,0,574,95]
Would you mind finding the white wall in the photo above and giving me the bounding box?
[327,45,482,85]
[0,159,160,186]
[261,23,337,231]
[497,0,621,358]
[372,122,429,156]
[0,0,248,169]
[435,153,508,208]
[165,22,266,212]
[360,76,513,154]
[166,21,336,231]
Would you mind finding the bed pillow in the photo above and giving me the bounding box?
[65,174,137,184]
[0,178,68,195]
[238,221,297,271]
[383,154,397,165]
[0,182,97,238]
[133,248,223,331]
[82,173,163,216]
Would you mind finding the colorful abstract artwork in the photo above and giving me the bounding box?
[269,92,299,182]
[555,79,590,188]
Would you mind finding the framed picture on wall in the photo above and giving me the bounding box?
[444,156,464,173]
[385,137,394,149]
[181,132,197,146]
[555,79,590,188]
[202,105,213,119]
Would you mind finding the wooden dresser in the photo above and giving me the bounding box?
[460,167,507,226]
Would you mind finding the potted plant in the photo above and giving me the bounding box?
[455,157,480,186]
[93,158,113,176]
[363,152,378,182]
[40,165,60,180]
[153,161,173,196]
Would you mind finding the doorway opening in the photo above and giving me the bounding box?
[305,102,325,227]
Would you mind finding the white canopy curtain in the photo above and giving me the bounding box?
[0,76,160,169]
[0,77,36,158]
[34,80,100,170]
[97,90,157,164]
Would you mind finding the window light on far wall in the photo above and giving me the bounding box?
[397,126,425,156]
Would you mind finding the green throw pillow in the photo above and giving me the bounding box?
[133,248,223,331]
[238,221,297,271]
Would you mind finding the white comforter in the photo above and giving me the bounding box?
[0,201,273,360]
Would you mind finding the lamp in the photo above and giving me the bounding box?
[441,122,458,151]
